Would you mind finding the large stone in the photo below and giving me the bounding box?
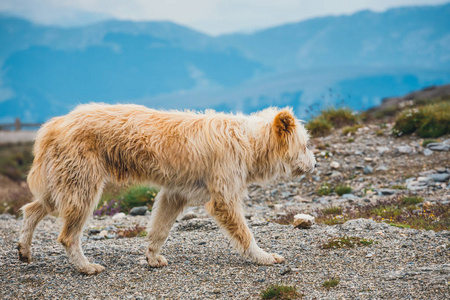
[293,214,315,229]
[397,145,413,154]
[426,143,449,151]
[129,206,148,216]
[111,212,126,220]
[427,173,450,182]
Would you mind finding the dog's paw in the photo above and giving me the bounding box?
[270,253,285,264]
[79,263,105,275]
[255,253,285,265]
[146,254,168,268]
[17,243,31,263]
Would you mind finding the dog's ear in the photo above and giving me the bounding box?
[273,110,296,139]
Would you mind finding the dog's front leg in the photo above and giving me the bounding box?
[205,194,284,265]
[146,189,186,267]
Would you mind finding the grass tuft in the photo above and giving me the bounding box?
[322,236,374,249]
[392,102,450,138]
[335,185,352,196]
[260,284,301,300]
[117,224,147,238]
[322,278,340,288]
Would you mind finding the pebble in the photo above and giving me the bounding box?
[363,165,373,174]
[330,161,340,169]
[129,206,148,216]
[397,145,413,154]
[112,212,126,220]
[279,266,291,275]
[423,148,433,156]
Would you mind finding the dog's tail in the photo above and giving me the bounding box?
[27,116,63,197]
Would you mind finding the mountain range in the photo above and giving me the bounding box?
[1,3,449,122]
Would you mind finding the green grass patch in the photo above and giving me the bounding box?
[307,107,358,137]
[306,116,332,137]
[392,102,450,138]
[322,278,340,288]
[322,236,374,249]
[335,185,352,196]
[401,196,423,205]
[94,185,158,216]
[390,185,406,190]
[375,130,384,136]
[342,124,362,135]
[389,223,412,229]
[260,284,301,300]
[316,183,333,196]
[322,206,343,215]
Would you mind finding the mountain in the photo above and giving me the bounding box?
[0,3,450,122]
[217,4,450,71]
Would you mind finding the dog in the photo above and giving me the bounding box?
[18,103,316,274]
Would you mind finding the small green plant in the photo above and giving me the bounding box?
[401,196,423,205]
[391,185,406,190]
[322,278,340,288]
[335,185,352,196]
[389,223,412,229]
[321,108,358,128]
[375,130,384,136]
[392,102,450,138]
[347,138,354,143]
[322,206,343,215]
[422,139,437,147]
[342,124,362,135]
[120,186,158,212]
[322,236,374,249]
[306,116,332,137]
[117,224,147,238]
[316,183,333,196]
[260,284,301,300]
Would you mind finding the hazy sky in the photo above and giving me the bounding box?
[1,0,449,35]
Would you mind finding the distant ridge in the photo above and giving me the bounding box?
[0,3,449,122]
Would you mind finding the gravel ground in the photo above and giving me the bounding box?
[1,125,449,299]
[0,214,449,299]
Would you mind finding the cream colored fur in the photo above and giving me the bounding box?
[18,103,316,274]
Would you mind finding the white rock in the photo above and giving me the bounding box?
[376,146,389,155]
[274,204,285,211]
[423,148,433,156]
[112,212,126,220]
[293,214,315,229]
[397,145,413,154]
[330,161,340,169]
[99,230,108,237]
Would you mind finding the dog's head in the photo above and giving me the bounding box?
[270,108,316,176]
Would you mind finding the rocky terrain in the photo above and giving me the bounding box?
[0,123,449,299]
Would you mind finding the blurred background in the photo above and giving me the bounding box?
[0,0,449,124]
[0,1,449,217]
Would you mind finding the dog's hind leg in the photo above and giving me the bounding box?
[146,189,186,267]
[206,193,285,265]
[57,181,105,275]
[18,200,48,263]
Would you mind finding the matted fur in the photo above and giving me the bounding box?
[18,103,316,274]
